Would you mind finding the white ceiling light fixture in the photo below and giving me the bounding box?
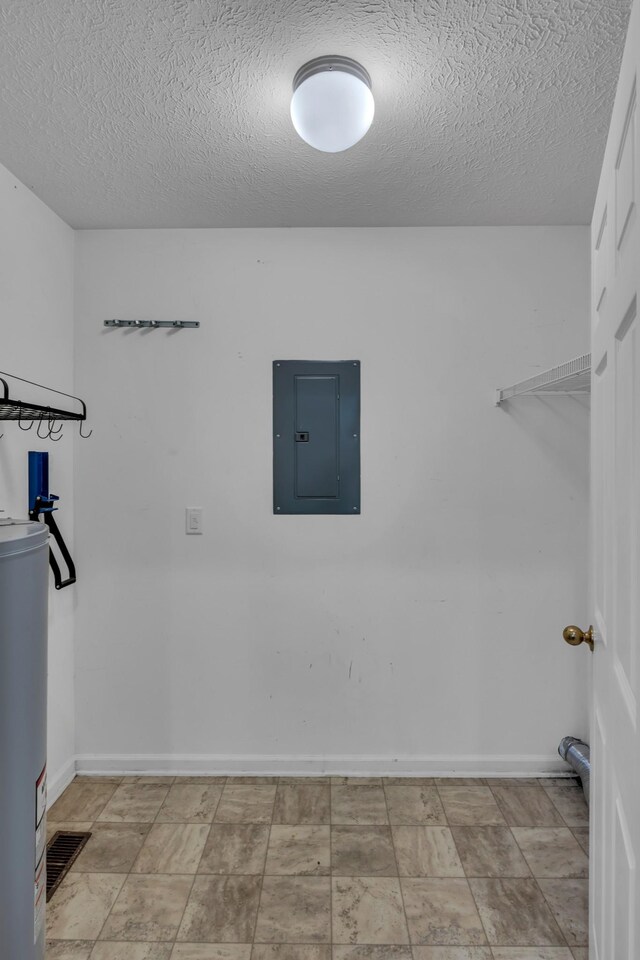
[291,56,374,153]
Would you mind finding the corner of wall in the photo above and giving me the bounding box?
[0,161,77,796]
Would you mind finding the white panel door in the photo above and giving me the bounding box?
[590,2,640,957]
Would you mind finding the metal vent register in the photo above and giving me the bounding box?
[46,831,91,901]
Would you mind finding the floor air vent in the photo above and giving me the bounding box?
[46,831,92,901]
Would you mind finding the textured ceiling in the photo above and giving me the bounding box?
[0,0,630,228]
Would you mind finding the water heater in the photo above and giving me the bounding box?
[0,519,49,959]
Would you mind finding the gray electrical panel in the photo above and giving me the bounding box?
[273,360,360,514]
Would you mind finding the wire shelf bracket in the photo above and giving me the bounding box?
[495,353,591,406]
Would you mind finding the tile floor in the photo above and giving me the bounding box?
[46,775,589,959]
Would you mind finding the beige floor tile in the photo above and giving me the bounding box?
[265,824,330,875]
[451,827,530,878]
[156,784,224,822]
[512,828,589,878]
[392,826,463,878]
[571,828,589,856]
[490,788,565,828]
[401,878,487,946]
[71,823,149,873]
[49,781,117,822]
[491,950,574,959]
[331,825,397,876]
[215,785,276,823]
[331,786,389,825]
[273,783,331,824]
[90,944,173,959]
[97,784,170,823]
[385,786,446,826]
[438,788,505,827]
[253,946,331,960]
[332,877,409,944]
[255,876,331,943]
[331,777,383,786]
[171,946,252,959]
[178,874,262,942]
[198,823,269,874]
[411,950,493,959]
[47,821,93,841]
[47,873,126,940]
[542,788,589,827]
[468,878,564,946]
[537,879,589,946]
[45,941,94,959]
[132,823,210,874]
[333,949,413,959]
[44,776,589,960]
[100,874,193,941]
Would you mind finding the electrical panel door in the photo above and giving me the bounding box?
[273,361,360,514]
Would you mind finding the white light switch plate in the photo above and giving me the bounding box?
[186,507,203,534]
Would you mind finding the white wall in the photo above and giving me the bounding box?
[74,226,590,775]
[0,163,76,797]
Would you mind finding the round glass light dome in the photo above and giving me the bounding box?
[291,56,374,153]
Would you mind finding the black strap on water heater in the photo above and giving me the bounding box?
[29,499,77,590]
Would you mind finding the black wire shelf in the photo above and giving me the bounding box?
[0,372,87,422]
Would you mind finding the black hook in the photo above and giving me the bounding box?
[36,415,50,440]
[79,420,93,439]
[18,405,34,430]
[49,419,64,442]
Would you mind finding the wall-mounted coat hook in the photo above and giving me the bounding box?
[104,319,200,330]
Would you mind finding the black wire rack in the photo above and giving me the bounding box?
[0,371,87,422]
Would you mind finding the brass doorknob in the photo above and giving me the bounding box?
[563,625,594,652]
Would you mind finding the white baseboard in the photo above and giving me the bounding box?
[47,756,77,807]
[75,753,570,778]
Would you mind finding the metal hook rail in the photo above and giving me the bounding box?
[105,319,200,329]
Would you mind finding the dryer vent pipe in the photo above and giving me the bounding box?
[558,736,590,805]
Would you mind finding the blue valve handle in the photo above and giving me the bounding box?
[28,451,57,513]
